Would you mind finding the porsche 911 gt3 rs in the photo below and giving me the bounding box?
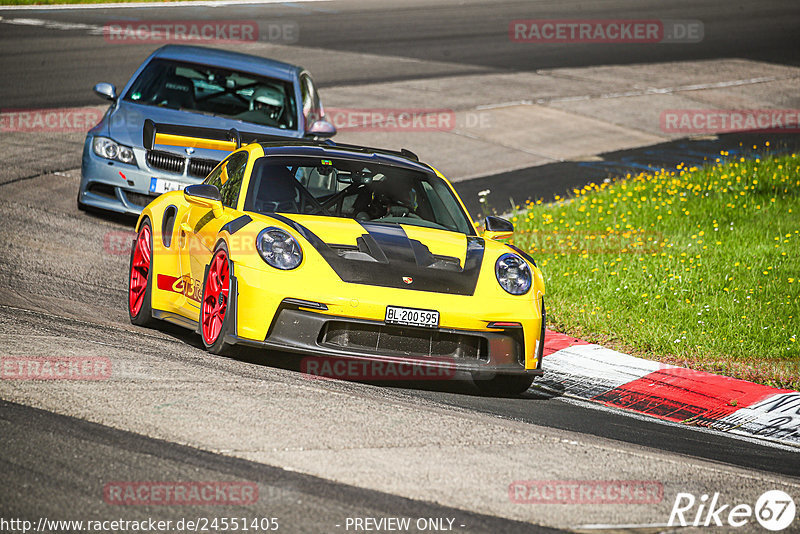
[129,122,546,395]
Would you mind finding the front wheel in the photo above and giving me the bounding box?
[128,219,156,327]
[200,245,238,356]
[472,373,535,397]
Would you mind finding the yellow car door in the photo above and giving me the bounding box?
[178,152,249,315]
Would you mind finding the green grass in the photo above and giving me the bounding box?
[510,149,800,390]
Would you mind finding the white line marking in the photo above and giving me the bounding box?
[475,99,533,110]
[2,16,104,33]
[0,0,328,11]
[548,94,591,103]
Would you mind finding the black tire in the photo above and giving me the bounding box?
[472,373,535,397]
[128,219,156,327]
[199,243,239,356]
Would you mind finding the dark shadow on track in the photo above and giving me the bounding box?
[0,399,564,534]
[456,132,800,218]
[231,345,557,400]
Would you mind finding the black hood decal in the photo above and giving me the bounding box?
[264,214,484,295]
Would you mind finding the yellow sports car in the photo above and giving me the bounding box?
[129,121,546,395]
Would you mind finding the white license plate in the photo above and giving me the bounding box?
[149,177,186,195]
[385,306,439,328]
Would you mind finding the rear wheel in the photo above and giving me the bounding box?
[472,373,535,397]
[128,220,156,326]
[200,245,238,356]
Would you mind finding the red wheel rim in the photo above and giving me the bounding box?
[202,250,230,345]
[128,224,151,317]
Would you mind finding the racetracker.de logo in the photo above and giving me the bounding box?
[103,230,264,257]
[1,356,112,380]
[661,109,800,134]
[509,19,703,43]
[301,357,457,381]
[104,230,137,256]
[103,481,258,506]
[103,20,298,44]
[509,480,663,504]
[325,108,456,132]
[0,107,104,133]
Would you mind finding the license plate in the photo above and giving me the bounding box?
[149,177,186,195]
[385,306,439,328]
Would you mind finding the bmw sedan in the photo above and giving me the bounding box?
[78,44,336,215]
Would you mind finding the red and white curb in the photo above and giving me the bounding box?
[539,330,800,447]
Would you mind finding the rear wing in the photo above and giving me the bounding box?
[142,119,422,163]
[142,119,286,152]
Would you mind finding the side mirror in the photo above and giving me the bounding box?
[93,82,117,101]
[305,118,336,138]
[484,216,513,240]
[184,184,224,217]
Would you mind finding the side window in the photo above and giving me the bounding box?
[203,152,248,209]
[421,181,458,230]
[219,152,248,208]
[205,162,224,189]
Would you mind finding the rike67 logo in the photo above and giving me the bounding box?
[669,490,796,531]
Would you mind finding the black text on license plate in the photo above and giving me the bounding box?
[385,306,439,328]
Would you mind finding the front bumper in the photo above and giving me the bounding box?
[78,136,214,215]
[232,305,543,376]
[230,256,546,372]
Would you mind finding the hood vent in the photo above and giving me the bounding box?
[265,214,484,295]
[328,241,462,271]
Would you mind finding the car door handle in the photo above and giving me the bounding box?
[180,223,192,233]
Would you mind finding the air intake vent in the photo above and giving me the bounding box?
[124,190,156,207]
[87,182,117,199]
[146,150,185,174]
[321,321,488,360]
[188,158,220,179]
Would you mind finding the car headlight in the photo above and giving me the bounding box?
[93,136,136,165]
[256,227,303,270]
[495,253,531,295]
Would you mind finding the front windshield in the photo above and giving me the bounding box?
[124,58,297,130]
[242,156,475,235]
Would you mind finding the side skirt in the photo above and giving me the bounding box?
[152,310,200,331]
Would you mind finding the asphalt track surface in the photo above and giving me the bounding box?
[1,0,800,531]
[1,0,799,108]
[0,399,556,533]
